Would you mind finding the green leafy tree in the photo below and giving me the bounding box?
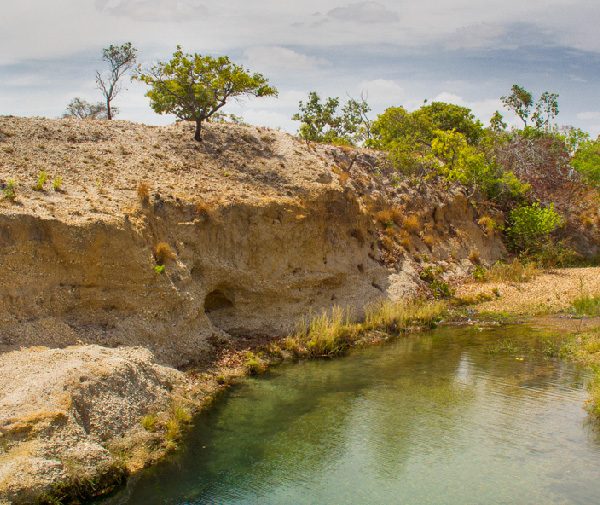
[507,203,564,252]
[292,91,370,145]
[501,84,534,127]
[572,138,600,187]
[532,92,559,132]
[96,42,137,120]
[136,46,277,141]
[430,129,529,201]
[412,102,484,144]
[489,111,507,133]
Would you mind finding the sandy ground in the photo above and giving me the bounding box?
[456,266,600,315]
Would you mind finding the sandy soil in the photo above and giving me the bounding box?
[456,266,600,315]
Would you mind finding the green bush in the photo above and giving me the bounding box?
[572,138,600,187]
[2,179,16,201]
[33,171,48,191]
[507,203,563,252]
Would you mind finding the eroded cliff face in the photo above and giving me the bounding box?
[0,191,389,365]
[0,117,506,366]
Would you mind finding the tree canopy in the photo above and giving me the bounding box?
[96,42,137,120]
[136,46,277,141]
[292,91,370,145]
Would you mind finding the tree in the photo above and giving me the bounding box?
[412,102,484,144]
[572,138,600,187]
[62,97,112,120]
[501,84,534,127]
[96,42,137,120]
[136,46,277,141]
[532,92,559,132]
[292,91,371,145]
[489,111,507,133]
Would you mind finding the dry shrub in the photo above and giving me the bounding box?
[486,259,538,283]
[375,209,394,226]
[137,182,150,204]
[469,249,481,264]
[380,235,396,252]
[403,215,421,234]
[154,242,176,265]
[422,234,434,250]
[399,232,411,250]
[477,215,497,235]
[195,201,211,217]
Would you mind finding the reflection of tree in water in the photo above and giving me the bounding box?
[353,334,476,479]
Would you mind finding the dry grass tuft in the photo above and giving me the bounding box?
[137,182,150,204]
[485,259,538,283]
[403,215,421,234]
[154,242,176,265]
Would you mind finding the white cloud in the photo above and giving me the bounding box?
[244,46,327,74]
[326,2,399,24]
[95,0,207,22]
[577,111,600,121]
[357,79,405,106]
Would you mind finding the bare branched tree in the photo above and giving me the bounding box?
[96,42,137,120]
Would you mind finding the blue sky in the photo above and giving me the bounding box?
[1,0,599,135]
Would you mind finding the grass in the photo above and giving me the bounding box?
[2,179,16,201]
[52,176,63,192]
[477,259,539,283]
[559,327,600,418]
[137,182,150,204]
[282,300,445,359]
[402,215,421,233]
[571,293,600,317]
[154,242,175,265]
[33,170,48,191]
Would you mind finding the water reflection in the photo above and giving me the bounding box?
[108,325,600,505]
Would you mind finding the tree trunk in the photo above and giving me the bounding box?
[107,99,112,120]
[194,119,202,142]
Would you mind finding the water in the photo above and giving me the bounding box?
[111,325,600,505]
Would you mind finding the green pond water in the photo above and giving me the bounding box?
[110,325,600,504]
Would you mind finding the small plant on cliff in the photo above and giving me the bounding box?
[154,242,176,265]
[153,264,166,275]
[137,181,150,205]
[52,176,63,192]
[2,179,16,201]
[141,414,158,432]
[33,171,48,191]
[135,46,277,141]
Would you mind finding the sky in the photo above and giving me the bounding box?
[1,0,599,135]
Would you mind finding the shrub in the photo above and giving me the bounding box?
[33,171,49,191]
[431,279,454,299]
[2,179,16,201]
[403,215,421,233]
[137,182,150,204]
[243,351,267,375]
[141,414,157,432]
[52,176,63,192]
[153,264,166,274]
[154,242,175,265]
[468,249,480,264]
[507,203,563,252]
[422,234,435,250]
[485,259,538,283]
[571,293,600,317]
